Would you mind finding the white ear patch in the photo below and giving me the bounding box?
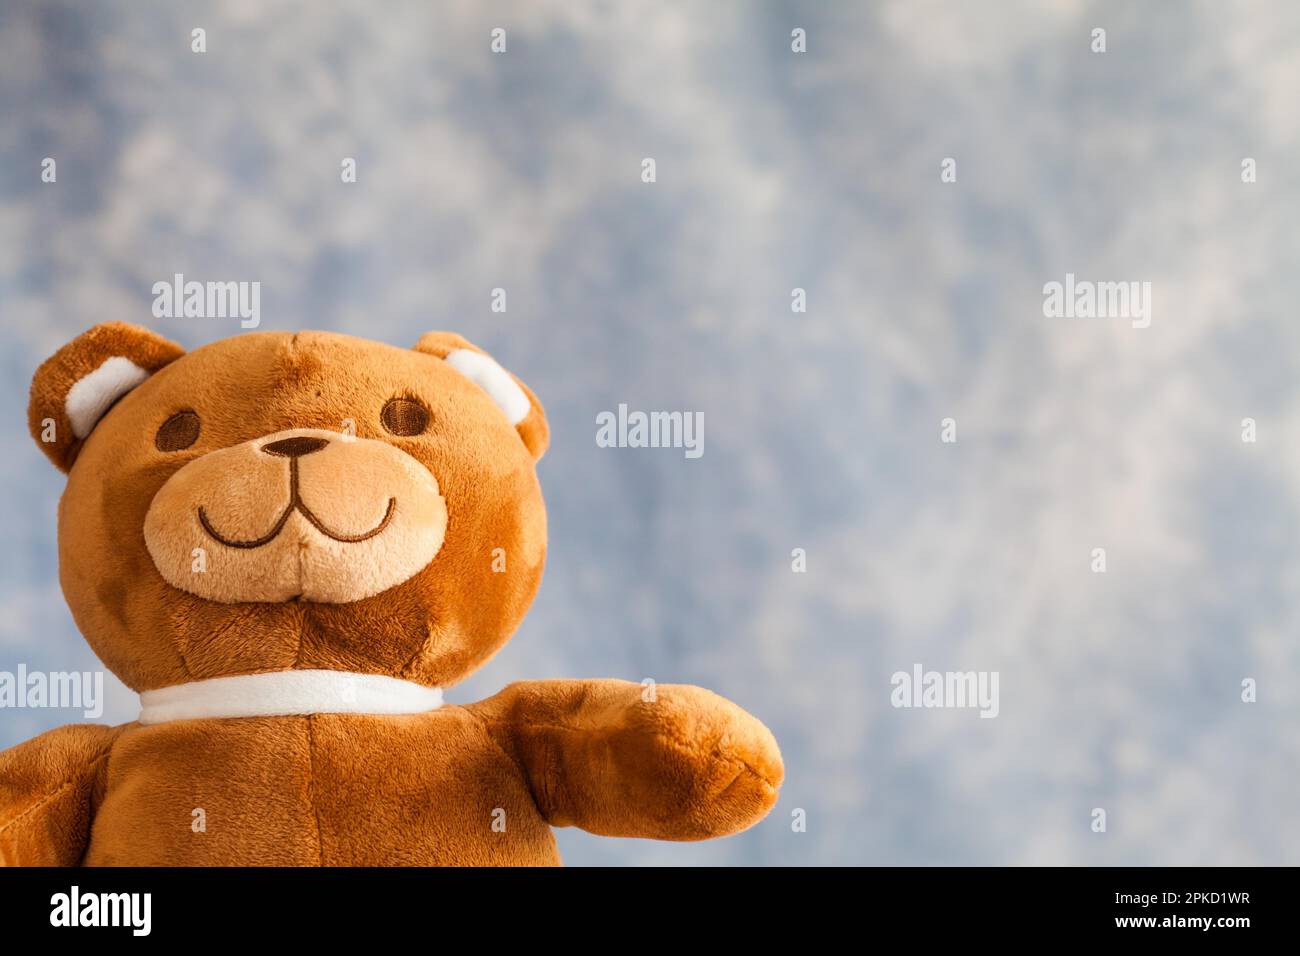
[444,348,530,425]
[65,356,149,439]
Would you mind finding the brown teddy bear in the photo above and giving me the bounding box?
[0,323,782,865]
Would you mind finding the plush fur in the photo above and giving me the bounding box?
[1,324,782,866]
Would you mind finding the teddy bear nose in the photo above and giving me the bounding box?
[261,436,329,458]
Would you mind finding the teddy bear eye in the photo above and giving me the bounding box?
[155,410,201,451]
[381,397,429,437]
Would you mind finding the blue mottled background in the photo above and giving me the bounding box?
[2,1,1298,865]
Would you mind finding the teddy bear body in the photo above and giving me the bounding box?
[83,712,560,866]
[0,326,781,866]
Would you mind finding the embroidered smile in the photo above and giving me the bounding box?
[197,436,396,549]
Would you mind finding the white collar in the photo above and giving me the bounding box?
[137,669,443,725]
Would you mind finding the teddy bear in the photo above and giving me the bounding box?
[0,322,782,865]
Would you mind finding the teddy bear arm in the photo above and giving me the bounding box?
[468,679,783,841]
[0,723,123,865]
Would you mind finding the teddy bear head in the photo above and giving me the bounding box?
[28,323,549,693]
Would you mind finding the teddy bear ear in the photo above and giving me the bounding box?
[413,331,549,461]
[28,322,186,473]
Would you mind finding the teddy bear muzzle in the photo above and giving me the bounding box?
[143,428,447,604]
